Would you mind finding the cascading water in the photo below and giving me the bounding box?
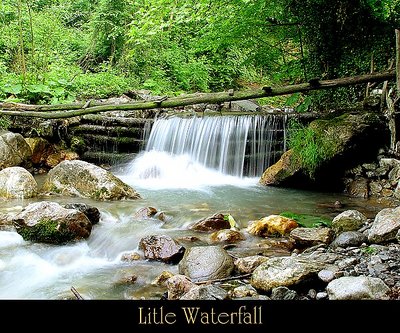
[125,115,286,189]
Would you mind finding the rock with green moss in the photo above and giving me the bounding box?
[0,167,38,199]
[42,160,141,200]
[259,112,386,188]
[0,131,32,171]
[13,201,92,244]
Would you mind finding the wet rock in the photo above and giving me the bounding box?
[270,286,298,300]
[63,203,100,225]
[0,167,37,199]
[247,215,298,237]
[331,231,367,248]
[251,252,337,292]
[13,201,92,244]
[179,245,234,282]
[234,255,269,274]
[210,229,245,244]
[151,271,174,286]
[42,160,141,201]
[259,150,301,186]
[166,274,197,300]
[46,150,79,168]
[0,213,14,231]
[25,137,55,166]
[326,276,390,300]
[133,207,158,219]
[332,210,368,234]
[346,178,369,198]
[120,252,141,262]
[138,235,185,264]
[0,131,32,171]
[180,284,229,300]
[190,213,230,232]
[368,206,400,244]
[230,285,259,298]
[290,227,334,247]
[397,229,400,243]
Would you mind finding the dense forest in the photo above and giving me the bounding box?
[0,0,399,110]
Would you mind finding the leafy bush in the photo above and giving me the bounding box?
[287,119,336,178]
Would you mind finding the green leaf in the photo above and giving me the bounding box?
[27,84,51,94]
[3,84,22,95]
[280,211,332,228]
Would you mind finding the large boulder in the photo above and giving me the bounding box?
[368,206,400,244]
[12,201,92,244]
[0,167,38,199]
[0,131,32,171]
[251,252,338,292]
[138,235,185,264]
[259,112,386,188]
[178,245,234,282]
[41,160,141,200]
[326,276,390,300]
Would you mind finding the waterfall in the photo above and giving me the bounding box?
[143,115,284,178]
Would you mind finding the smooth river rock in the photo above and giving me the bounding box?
[180,284,229,300]
[178,245,234,282]
[332,210,367,233]
[12,201,92,244]
[166,274,197,300]
[0,167,37,199]
[190,213,231,232]
[0,131,32,171]
[368,206,400,244]
[331,231,367,248]
[326,276,390,300]
[63,203,100,225]
[42,160,141,200]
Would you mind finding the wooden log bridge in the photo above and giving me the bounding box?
[0,70,396,119]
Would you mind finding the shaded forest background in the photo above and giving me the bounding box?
[0,0,399,110]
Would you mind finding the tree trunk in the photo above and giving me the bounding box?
[0,70,395,119]
[396,29,400,92]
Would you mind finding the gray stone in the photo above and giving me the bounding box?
[316,292,328,300]
[42,160,141,201]
[0,131,32,171]
[331,231,367,248]
[270,286,298,300]
[180,284,229,300]
[234,255,269,274]
[318,269,336,283]
[166,274,196,300]
[178,245,234,282]
[0,167,37,199]
[230,285,258,298]
[63,203,100,225]
[332,210,368,234]
[368,206,400,244]
[138,235,185,264]
[326,276,390,300]
[290,227,334,247]
[250,252,336,292]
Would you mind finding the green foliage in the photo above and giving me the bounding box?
[18,218,75,244]
[280,211,332,228]
[0,0,398,105]
[0,116,11,129]
[287,119,336,177]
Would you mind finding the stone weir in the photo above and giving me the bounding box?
[7,100,317,170]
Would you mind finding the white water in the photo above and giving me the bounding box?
[140,115,284,178]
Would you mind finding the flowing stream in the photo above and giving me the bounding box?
[0,115,383,299]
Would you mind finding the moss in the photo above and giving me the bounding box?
[18,218,75,244]
[70,136,86,154]
[279,212,332,228]
[93,187,109,200]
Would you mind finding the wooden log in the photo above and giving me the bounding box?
[0,70,396,119]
